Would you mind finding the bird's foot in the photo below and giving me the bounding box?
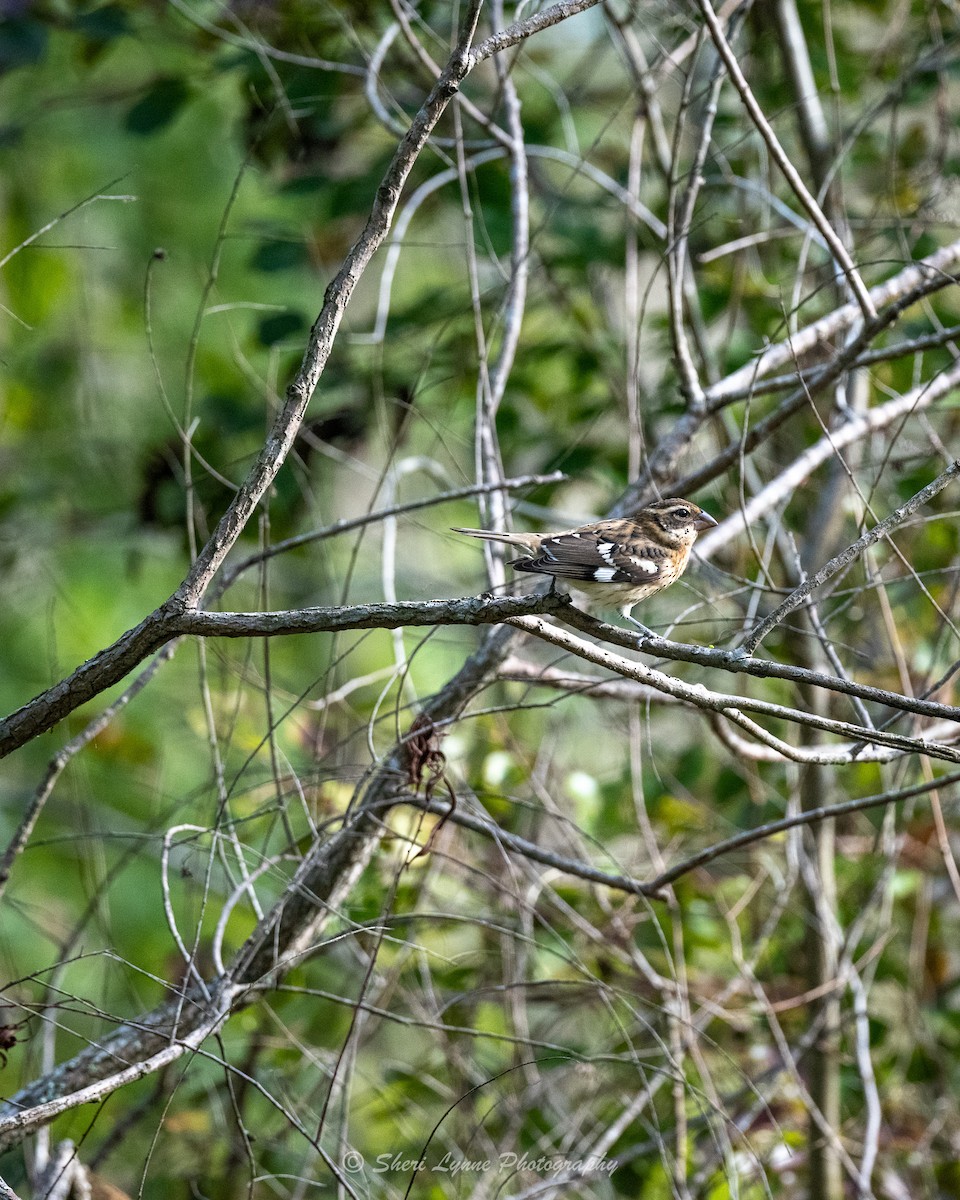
[624,615,657,641]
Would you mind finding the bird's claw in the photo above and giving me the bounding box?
[624,618,657,642]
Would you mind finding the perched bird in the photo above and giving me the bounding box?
[454,497,717,636]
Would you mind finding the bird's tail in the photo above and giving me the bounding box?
[452,527,540,553]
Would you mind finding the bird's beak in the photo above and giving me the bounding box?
[694,511,719,531]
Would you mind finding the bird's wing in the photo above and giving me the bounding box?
[512,530,669,585]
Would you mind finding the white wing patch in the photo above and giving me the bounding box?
[596,541,617,565]
[628,556,658,575]
[593,567,618,582]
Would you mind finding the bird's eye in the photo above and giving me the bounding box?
[674,507,690,519]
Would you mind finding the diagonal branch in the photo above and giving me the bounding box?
[508,615,960,763]
[174,0,486,609]
[694,0,874,319]
[643,768,960,894]
[741,461,960,654]
[0,623,518,1152]
[694,365,960,557]
[0,2,602,761]
[614,239,960,513]
[554,607,960,726]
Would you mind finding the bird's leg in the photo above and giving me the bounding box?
[624,613,656,639]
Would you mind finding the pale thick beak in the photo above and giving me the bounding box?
[694,511,718,531]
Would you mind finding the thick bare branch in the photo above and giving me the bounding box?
[0,594,567,759]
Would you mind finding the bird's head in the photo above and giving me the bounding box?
[644,498,718,541]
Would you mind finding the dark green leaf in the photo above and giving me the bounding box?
[0,17,47,73]
[124,76,191,135]
[257,310,306,346]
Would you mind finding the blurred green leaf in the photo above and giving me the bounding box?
[0,17,47,73]
[257,309,306,346]
[124,75,191,134]
[248,237,309,272]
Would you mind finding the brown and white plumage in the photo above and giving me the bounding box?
[453,497,717,636]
